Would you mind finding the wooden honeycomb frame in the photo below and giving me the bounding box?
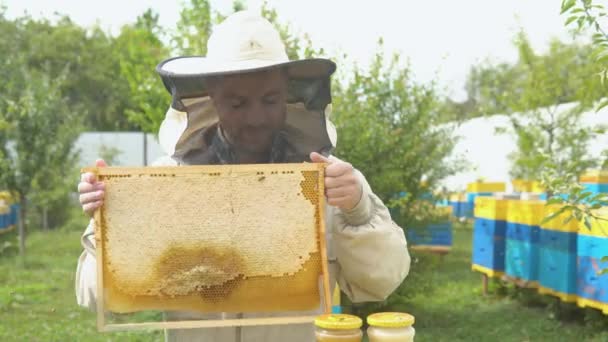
[83,163,331,332]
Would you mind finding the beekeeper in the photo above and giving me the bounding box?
[75,10,410,342]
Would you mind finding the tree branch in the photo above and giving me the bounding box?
[582,1,608,40]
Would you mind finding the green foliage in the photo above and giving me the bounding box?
[114,10,171,134]
[0,66,82,251]
[389,196,451,230]
[445,29,606,122]
[475,32,601,181]
[261,2,323,59]
[331,45,463,203]
[561,0,608,110]
[536,0,608,273]
[173,0,212,55]
[98,144,122,166]
[5,16,134,130]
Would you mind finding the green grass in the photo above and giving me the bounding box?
[1,221,607,341]
[0,226,163,342]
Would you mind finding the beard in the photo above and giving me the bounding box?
[223,125,280,155]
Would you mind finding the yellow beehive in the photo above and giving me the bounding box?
[579,170,608,184]
[540,204,579,232]
[531,182,545,193]
[512,180,529,193]
[449,193,466,202]
[436,205,453,217]
[84,163,331,331]
[506,200,546,226]
[466,182,505,193]
[474,197,508,221]
[512,179,545,193]
[579,207,608,238]
[0,191,11,202]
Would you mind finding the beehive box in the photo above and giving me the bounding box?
[580,170,608,184]
[0,203,9,231]
[541,204,579,233]
[506,200,545,226]
[582,183,608,195]
[471,218,507,277]
[466,182,505,193]
[538,229,578,302]
[474,197,508,221]
[407,222,453,247]
[512,179,544,193]
[84,164,331,331]
[576,209,608,314]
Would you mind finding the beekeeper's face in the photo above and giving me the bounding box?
[208,68,288,156]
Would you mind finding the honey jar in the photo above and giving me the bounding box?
[314,314,363,342]
[366,312,415,342]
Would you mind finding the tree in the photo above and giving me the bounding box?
[114,9,171,135]
[261,2,322,60]
[561,0,608,110]
[98,144,123,166]
[466,32,600,184]
[0,68,81,256]
[114,1,216,136]
[451,33,605,122]
[331,42,462,211]
[22,17,134,130]
[538,1,608,274]
[172,0,213,55]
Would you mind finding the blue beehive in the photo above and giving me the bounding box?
[448,201,458,217]
[505,222,540,283]
[450,201,461,218]
[466,192,493,203]
[406,222,452,248]
[582,183,608,195]
[461,202,473,219]
[9,203,19,228]
[577,234,608,312]
[428,223,453,246]
[449,193,465,219]
[472,218,506,276]
[0,204,8,231]
[0,212,6,230]
[538,229,578,301]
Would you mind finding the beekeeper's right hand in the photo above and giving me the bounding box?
[78,159,107,217]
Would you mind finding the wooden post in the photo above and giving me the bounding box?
[438,251,446,263]
[482,274,488,296]
[318,165,332,314]
[42,206,49,231]
[143,132,148,166]
[18,199,26,257]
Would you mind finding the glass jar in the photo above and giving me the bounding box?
[314,314,363,342]
[366,312,415,342]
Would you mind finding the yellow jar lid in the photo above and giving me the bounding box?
[367,312,415,328]
[314,314,362,330]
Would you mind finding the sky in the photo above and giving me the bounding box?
[4,0,576,101]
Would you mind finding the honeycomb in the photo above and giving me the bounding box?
[89,163,327,314]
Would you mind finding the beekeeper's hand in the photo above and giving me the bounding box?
[310,152,363,211]
[78,159,107,217]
